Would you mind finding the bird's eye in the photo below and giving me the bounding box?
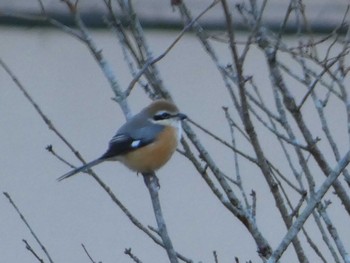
[153,112,171,121]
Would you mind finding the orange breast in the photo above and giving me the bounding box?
[120,126,178,173]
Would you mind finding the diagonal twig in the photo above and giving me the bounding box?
[4,193,54,263]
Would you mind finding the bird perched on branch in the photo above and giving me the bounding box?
[57,100,187,181]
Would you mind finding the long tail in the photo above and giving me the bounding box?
[57,158,104,182]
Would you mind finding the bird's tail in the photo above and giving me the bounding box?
[57,158,104,182]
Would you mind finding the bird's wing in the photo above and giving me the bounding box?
[100,124,164,159]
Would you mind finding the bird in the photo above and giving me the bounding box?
[57,99,187,181]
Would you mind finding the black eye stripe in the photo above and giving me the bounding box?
[153,112,172,121]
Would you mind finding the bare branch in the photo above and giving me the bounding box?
[124,248,143,263]
[213,250,219,263]
[0,58,85,163]
[187,117,257,164]
[268,150,350,262]
[318,203,350,263]
[143,174,179,263]
[4,193,54,263]
[81,243,100,263]
[123,0,220,97]
[22,239,45,263]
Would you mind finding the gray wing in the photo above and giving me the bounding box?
[100,115,164,159]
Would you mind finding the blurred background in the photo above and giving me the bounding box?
[1,0,348,31]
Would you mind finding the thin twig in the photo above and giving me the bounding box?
[81,243,99,263]
[289,191,307,219]
[250,190,257,220]
[300,227,328,263]
[46,145,75,169]
[179,138,235,212]
[267,150,350,263]
[37,0,83,40]
[64,1,131,118]
[310,210,340,263]
[4,193,54,263]
[124,0,220,97]
[213,250,219,263]
[268,162,304,195]
[0,58,84,163]
[298,56,341,110]
[318,203,350,263]
[124,248,143,263]
[187,117,257,164]
[22,239,44,263]
[223,106,250,208]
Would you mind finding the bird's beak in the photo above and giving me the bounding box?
[177,113,187,120]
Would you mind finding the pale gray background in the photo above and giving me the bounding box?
[1,1,350,262]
